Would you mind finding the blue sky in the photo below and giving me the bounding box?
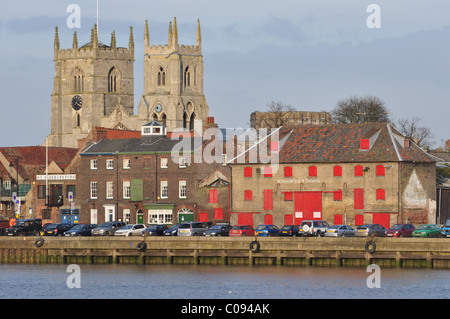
[0,0,449,147]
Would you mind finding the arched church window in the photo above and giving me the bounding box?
[152,113,158,122]
[189,113,196,131]
[74,67,83,93]
[161,113,167,126]
[157,67,166,86]
[184,66,191,88]
[76,114,80,127]
[108,67,120,93]
[183,112,187,129]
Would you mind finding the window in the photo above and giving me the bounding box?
[73,67,83,92]
[38,185,46,199]
[214,208,223,220]
[284,192,293,201]
[209,189,218,203]
[360,139,370,150]
[333,165,342,177]
[161,158,168,168]
[160,181,168,199]
[354,188,364,209]
[264,167,272,177]
[309,166,317,177]
[355,165,364,176]
[244,167,252,177]
[4,180,11,190]
[106,181,114,199]
[355,214,364,226]
[123,209,131,224]
[334,189,343,201]
[157,67,166,86]
[376,189,385,200]
[179,180,187,198]
[284,166,293,177]
[123,159,131,169]
[66,185,76,199]
[334,214,343,225]
[90,159,97,170]
[270,141,279,152]
[90,182,98,199]
[376,165,385,176]
[106,159,114,170]
[244,190,253,201]
[123,181,130,199]
[184,66,191,87]
[263,189,273,210]
[179,158,187,168]
[108,67,120,93]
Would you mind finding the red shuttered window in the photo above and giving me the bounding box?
[376,165,385,176]
[199,212,208,222]
[264,167,272,177]
[334,214,343,225]
[333,165,342,177]
[284,166,293,177]
[355,165,364,176]
[309,166,317,177]
[209,189,218,203]
[354,188,364,209]
[360,139,370,150]
[214,208,223,220]
[376,189,385,200]
[244,167,252,177]
[244,190,253,201]
[334,189,343,201]
[355,214,364,225]
[263,189,273,210]
[284,192,293,201]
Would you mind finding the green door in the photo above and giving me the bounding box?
[178,212,194,223]
[137,212,144,224]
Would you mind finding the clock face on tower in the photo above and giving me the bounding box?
[155,103,162,113]
[71,95,83,111]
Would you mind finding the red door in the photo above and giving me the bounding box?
[237,213,254,227]
[372,213,390,229]
[264,214,273,224]
[294,192,322,224]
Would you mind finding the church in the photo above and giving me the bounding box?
[46,18,209,148]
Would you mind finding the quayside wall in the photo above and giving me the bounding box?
[0,237,449,268]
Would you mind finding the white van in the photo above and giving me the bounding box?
[177,222,208,236]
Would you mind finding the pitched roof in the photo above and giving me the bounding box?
[230,123,436,164]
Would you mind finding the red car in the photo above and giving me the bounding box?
[385,224,415,237]
[229,225,255,237]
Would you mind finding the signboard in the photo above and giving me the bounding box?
[68,192,73,202]
[36,174,76,181]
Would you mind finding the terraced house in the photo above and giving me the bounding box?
[229,123,437,229]
[77,121,230,226]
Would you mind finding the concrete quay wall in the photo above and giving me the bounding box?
[0,237,449,268]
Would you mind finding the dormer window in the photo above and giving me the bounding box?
[141,121,166,136]
[360,139,370,150]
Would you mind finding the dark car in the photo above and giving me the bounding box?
[385,224,415,237]
[355,224,388,237]
[64,224,98,237]
[279,225,301,237]
[6,219,42,236]
[255,224,280,237]
[43,223,73,236]
[204,224,232,236]
[440,218,450,238]
[143,224,168,236]
[164,224,180,236]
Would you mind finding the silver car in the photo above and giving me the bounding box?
[324,224,355,237]
[355,224,387,237]
[114,224,146,236]
[177,222,208,236]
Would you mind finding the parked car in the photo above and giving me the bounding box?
[229,225,255,237]
[64,224,98,237]
[204,224,232,236]
[325,224,355,237]
[6,218,42,236]
[114,224,146,236]
[355,224,388,237]
[298,220,330,237]
[279,225,301,237]
[440,218,450,238]
[385,224,416,237]
[163,224,181,236]
[412,224,441,238]
[255,224,279,237]
[91,221,126,236]
[43,223,74,236]
[40,223,54,236]
[143,224,168,236]
[177,222,208,236]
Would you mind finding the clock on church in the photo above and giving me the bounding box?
[71,95,83,111]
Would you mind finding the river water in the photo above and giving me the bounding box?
[0,264,448,299]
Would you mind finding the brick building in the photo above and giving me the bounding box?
[77,122,230,225]
[229,123,437,229]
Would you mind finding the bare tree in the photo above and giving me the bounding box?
[395,117,434,147]
[331,95,391,124]
[251,101,296,129]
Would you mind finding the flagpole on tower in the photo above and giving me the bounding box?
[97,0,99,33]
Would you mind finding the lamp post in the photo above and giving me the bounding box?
[9,159,20,218]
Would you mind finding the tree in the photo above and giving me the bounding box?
[251,101,296,129]
[395,117,434,147]
[331,95,391,124]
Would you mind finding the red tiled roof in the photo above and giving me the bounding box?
[231,123,436,164]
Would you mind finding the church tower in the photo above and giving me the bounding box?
[137,18,209,131]
[47,25,135,148]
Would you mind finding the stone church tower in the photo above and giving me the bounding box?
[137,18,209,132]
[47,25,135,148]
[46,18,209,148]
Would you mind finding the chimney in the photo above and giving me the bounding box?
[446,139,450,152]
[404,139,411,148]
[93,127,107,142]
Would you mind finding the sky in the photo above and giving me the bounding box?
[0,0,449,148]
